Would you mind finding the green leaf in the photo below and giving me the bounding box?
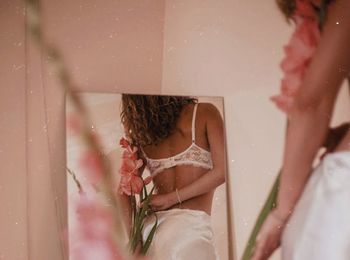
[129,185,156,254]
[128,195,138,252]
[130,195,137,234]
[130,221,144,253]
[66,166,84,193]
[140,188,144,202]
[142,216,158,254]
[142,178,148,198]
[241,173,280,260]
[139,186,155,218]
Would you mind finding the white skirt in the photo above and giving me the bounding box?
[142,208,219,260]
[282,151,350,260]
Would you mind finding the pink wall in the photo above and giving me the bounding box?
[0,0,165,259]
[160,1,291,259]
[0,1,28,259]
[43,0,165,93]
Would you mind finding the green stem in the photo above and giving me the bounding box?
[241,173,280,260]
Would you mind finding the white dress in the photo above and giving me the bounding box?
[282,151,350,260]
[142,208,218,260]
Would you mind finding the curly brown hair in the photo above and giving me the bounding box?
[276,0,332,21]
[121,94,197,146]
[276,0,296,20]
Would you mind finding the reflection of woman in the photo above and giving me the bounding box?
[252,0,350,259]
[120,94,225,259]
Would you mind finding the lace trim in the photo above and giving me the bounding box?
[149,161,213,176]
[146,144,213,176]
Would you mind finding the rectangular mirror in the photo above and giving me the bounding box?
[66,93,232,259]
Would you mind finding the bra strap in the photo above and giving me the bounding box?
[191,103,198,142]
[139,146,149,160]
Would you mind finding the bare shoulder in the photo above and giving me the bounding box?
[197,103,224,155]
[197,102,222,122]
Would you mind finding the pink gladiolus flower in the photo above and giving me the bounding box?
[118,173,153,196]
[119,137,130,148]
[271,0,321,113]
[120,137,139,159]
[118,157,144,195]
[116,137,156,254]
[122,149,138,161]
[117,137,146,195]
[118,174,144,195]
[120,158,143,176]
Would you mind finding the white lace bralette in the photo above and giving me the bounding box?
[142,104,213,177]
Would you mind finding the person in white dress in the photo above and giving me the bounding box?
[119,95,225,260]
[252,0,350,259]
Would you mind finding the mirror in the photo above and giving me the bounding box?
[66,93,230,259]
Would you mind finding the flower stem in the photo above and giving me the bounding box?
[241,173,280,260]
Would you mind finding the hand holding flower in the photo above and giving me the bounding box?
[117,137,157,255]
[251,209,288,260]
[145,192,178,211]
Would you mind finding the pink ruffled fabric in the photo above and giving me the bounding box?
[271,0,321,113]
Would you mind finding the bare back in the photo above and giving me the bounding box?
[142,103,216,214]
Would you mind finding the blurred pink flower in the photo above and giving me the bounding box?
[67,113,82,135]
[76,195,113,241]
[80,150,104,185]
[271,0,321,113]
[295,0,317,18]
[71,194,124,260]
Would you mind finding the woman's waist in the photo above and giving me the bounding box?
[314,148,350,188]
[143,196,213,227]
[142,207,213,238]
[169,197,212,216]
[334,128,350,153]
[153,177,214,215]
[151,166,208,184]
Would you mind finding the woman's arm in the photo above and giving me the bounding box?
[149,103,226,210]
[252,1,350,259]
[276,0,350,219]
[108,146,148,236]
[175,103,226,201]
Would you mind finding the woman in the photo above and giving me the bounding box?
[120,94,225,260]
[252,0,350,259]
